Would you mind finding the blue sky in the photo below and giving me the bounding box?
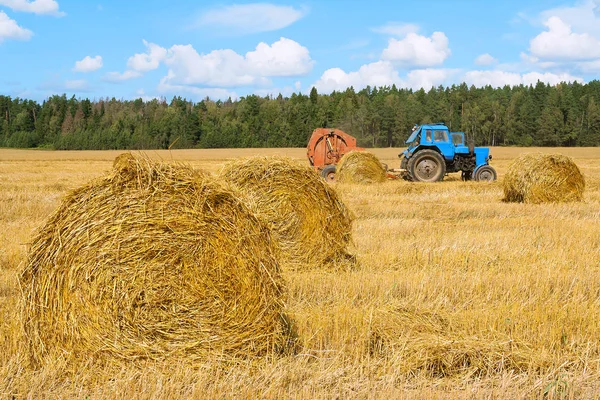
[1,0,599,101]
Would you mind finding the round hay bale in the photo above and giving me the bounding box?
[503,153,585,204]
[219,156,353,270]
[20,154,288,366]
[336,151,387,184]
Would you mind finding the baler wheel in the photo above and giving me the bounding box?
[321,165,337,182]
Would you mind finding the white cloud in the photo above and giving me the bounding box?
[0,10,32,42]
[161,37,313,87]
[311,60,457,93]
[73,55,103,72]
[540,0,600,36]
[104,70,143,82]
[312,61,401,93]
[0,0,64,16]
[463,70,583,87]
[164,45,265,87]
[521,71,584,86]
[245,37,313,76]
[475,53,497,66]
[111,37,312,89]
[197,3,306,34]
[406,68,456,90]
[127,40,167,72]
[381,31,451,67]
[372,22,419,37]
[530,16,600,60]
[157,78,238,100]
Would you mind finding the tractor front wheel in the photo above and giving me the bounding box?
[321,165,337,182]
[408,150,446,182]
[474,165,497,181]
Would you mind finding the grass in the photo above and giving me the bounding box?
[1,147,600,399]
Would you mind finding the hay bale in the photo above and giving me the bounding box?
[219,156,353,270]
[503,153,585,204]
[20,154,288,366]
[336,151,387,184]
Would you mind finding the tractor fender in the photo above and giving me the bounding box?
[408,145,442,158]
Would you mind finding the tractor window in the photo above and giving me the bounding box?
[434,130,449,142]
[425,130,432,142]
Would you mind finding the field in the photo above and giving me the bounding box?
[1,147,599,399]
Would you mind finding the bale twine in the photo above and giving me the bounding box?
[219,156,354,270]
[503,153,585,204]
[336,151,387,184]
[20,154,288,366]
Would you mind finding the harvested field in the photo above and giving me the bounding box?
[1,147,600,398]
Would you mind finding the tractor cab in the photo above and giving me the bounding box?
[398,123,496,182]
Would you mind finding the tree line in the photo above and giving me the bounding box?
[2,80,600,150]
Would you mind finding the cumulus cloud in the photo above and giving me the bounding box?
[127,40,167,72]
[126,37,313,88]
[312,61,401,93]
[529,16,600,60]
[243,37,313,76]
[381,31,451,67]
[475,53,497,66]
[157,78,238,100]
[311,61,457,93]
[73,55,103,72]
[406,68,457,90]
[463,70,583,87]
[0,0,64,16]
[371,22,419,36]
[540,0,600,37]
[0,10,32,42]
[196,3,306,34]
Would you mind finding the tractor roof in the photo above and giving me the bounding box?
[405,123,449,144]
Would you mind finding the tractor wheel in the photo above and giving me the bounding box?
[461,170,473,181]
[321,165,337,182]
[474,165,497,181]
[407,150,446,182]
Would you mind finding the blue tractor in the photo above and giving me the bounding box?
[399,123,496,182]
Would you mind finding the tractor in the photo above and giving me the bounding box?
[398,123,496,182]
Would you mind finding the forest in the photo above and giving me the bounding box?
[2,80,600,150]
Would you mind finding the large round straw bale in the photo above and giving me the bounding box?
[503,153,585,204]
[219,156,353,270]
[20,154,288,366]
[336,151,387,184]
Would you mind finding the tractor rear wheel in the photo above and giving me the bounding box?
[321,165,337,182]
[408,150,446,182]
[474,165,497,181]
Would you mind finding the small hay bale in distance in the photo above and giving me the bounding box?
[20,154,288,366]
[503,153,585,204]
[336,151,387,184]
[219,156,353,270]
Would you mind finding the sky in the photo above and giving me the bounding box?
[1,0,600,102]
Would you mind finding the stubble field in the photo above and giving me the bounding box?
[1,147,599,399]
